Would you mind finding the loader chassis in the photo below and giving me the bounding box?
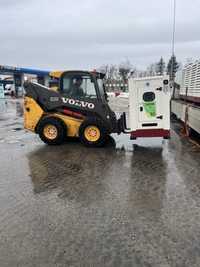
[24,97,82,137]
[24,70,126,146]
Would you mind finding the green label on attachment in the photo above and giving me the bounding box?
[143,101,156,117]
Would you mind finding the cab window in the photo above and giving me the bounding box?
[97,78,105,97]
[61,74,97,99]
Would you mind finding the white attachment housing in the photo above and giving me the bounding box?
[128,76,171,139]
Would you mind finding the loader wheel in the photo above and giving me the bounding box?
[38,117,66,145]
[79,118,107,147]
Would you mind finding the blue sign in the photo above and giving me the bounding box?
[0,84,5,99]
[0,65,50,76]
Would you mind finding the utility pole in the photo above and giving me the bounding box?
[171,0,176,83]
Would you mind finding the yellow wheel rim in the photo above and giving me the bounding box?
[43,124,58,140]
[84,126,101,142]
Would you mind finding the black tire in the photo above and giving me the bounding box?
[37,117,66,145]
[79,118,107,147]
[187,127,196,137]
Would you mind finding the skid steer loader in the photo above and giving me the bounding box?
[24,70,127,147]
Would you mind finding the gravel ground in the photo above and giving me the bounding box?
[0,98,200,267]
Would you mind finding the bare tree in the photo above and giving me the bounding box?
[107,65,118,81]
[118,60,132,91]
[128,67,137,78]
[98,60,137,91]
[146,63,157,76]
[98,65,109,76]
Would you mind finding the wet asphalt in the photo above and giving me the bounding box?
[0,98,200,267]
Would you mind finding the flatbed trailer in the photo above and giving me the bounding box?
[172,60,200,135]
[171,99,200,135]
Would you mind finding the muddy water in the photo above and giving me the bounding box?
[0,99,200,267]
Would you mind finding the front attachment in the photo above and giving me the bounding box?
[117,112,129,134]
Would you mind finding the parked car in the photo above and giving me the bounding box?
[0,84,5,98]
[4,84,15,96]
[117,92,129,98]
[107,92,115,97]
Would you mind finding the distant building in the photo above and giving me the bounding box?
[104,80,128,92]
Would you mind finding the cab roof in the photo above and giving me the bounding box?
[49,70,105,79]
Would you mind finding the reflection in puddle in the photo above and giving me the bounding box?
[28,143,118,206]
[28,135,167,217]
[16,101,24,117]
[0,99,23,119]
[0,99,7,113]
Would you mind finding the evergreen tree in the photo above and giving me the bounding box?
[156,57,165,75]
[167,55,179,80]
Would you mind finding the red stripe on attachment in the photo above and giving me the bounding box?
[130,129,170,139]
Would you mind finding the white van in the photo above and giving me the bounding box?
[0,84,5,98]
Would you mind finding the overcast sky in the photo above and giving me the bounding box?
[0,0,200,71]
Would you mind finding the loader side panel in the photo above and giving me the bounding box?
[24,96,83,137]
[24,96,44,132]
[53,113,83,137]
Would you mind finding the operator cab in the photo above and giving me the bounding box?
[59,71,108,102]
[57,70,121,133]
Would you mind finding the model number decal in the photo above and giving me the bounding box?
[62,97,95,109]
